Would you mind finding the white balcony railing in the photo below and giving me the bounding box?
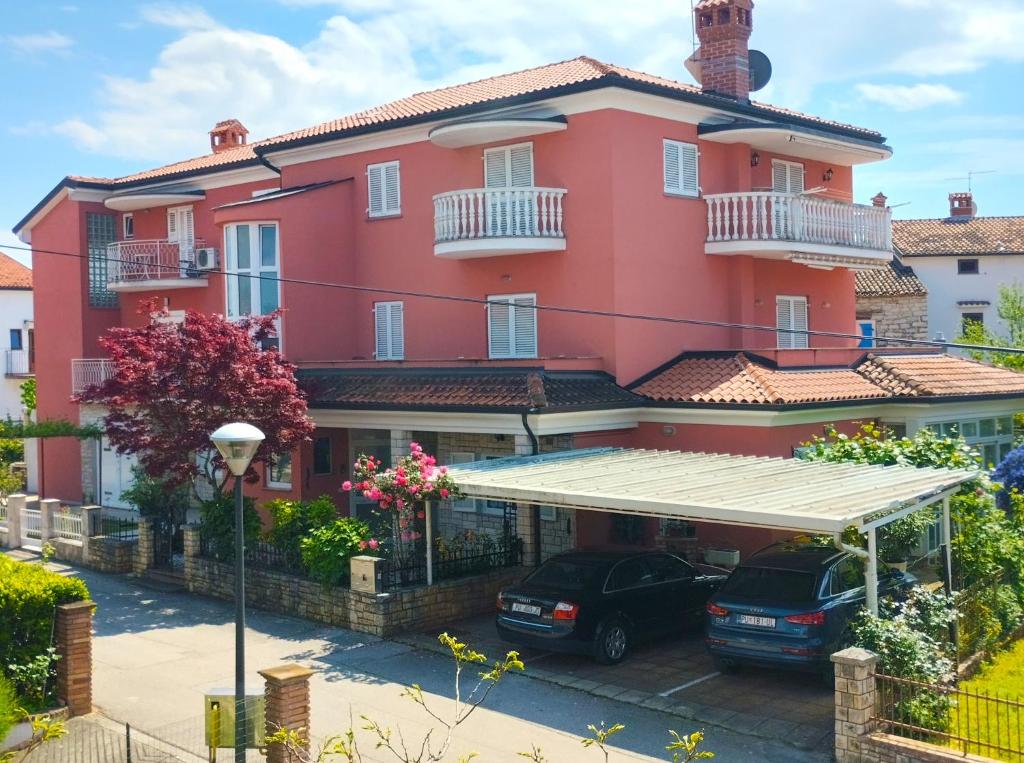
[4,349,32,376]
[705,192,892,252]
[106,239,206,284]
[433,187,567,245]
[71,358,114,395]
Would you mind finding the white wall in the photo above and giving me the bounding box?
[0,288,33,420]
[908,254,1024,346]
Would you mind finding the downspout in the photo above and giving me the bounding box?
[254,152,282,177]
[521,411,543,567]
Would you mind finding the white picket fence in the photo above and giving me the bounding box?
[53,511,84,542]
[22,507,41,542]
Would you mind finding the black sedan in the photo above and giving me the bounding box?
[496,551,727,664]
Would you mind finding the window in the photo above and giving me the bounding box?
[367,161,401,217]
[830,558,865,596]
[225,222,280,319]
[87,213,118,308]
[484,143,534,188]
[122,213,134,240]
[9,329,22,351]
[962,312,984,333]
[487,293,537,359]
[663,139,699,197]
[167,206,195,247]
[609,514,646,545]
[374,301,404,360]
[606,558,653,591]
[267,452,292,489]
[313,437,332,475]
[539,505,557,522]
[857,319,875,349]
[927,416,1015,467]
[449,451,477,513]
[957,258,979,275]
[776,295,809,349]
[646,554,694,583]
[772,159,805,194]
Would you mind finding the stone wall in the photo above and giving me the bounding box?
[856,295,928,344]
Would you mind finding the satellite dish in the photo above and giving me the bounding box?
[748,50,772,92]
[971,201,979,217]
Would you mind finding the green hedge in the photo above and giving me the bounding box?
[0,555,90,672]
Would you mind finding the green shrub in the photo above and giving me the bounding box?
[0,556,88,684]
[121,467,190,523]
[198,492,261,562]
[993,584,1024,634]
[0,674,18,744]
[266,495,338,555]
[0,438,23,465]
[300,517,372,586]
[7,648,59,713]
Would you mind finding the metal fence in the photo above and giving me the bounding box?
[53,511,84,542]
[875,672,1024,762]
[382,535,524,591]
[956,570,1004,663]
[88,512,140,541]
[244,539,305,576]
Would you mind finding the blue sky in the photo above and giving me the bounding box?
[2,0,1023,266]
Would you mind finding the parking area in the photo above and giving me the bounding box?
[397,613,835,752]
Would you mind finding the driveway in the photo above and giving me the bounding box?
[19,556,832,762]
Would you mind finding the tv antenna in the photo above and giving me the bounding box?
[944,169,996,192]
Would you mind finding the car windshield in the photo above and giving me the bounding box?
[525,558,607,591]
[718,566,818,603]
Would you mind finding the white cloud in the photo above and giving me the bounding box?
[7,31,73,55]
[856,83,964,111]
[139,4,217,30]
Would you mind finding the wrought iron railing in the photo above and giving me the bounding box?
[71,358,114,394]
[89,512,139,541]
[382,536,524,591]
[875,672,1023,761]
[106,239,208,284]
[244,539,305,576]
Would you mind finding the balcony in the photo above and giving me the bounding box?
[704,192,892,270]
[106,240,214,292]
[71,358,114,395]
[4,349,32,377]
[433,187,567,259]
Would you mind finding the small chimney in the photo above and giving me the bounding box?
[693,0,754,101]
[871,192,888,208]
[209,119,249,153]
[949,191,974,220]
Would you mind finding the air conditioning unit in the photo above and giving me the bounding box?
[194,247,219,271]
[704,547,741,568]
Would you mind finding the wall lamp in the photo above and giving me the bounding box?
[823,168,834,182]
[750,151,760,167]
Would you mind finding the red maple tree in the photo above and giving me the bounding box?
[76,303,314,495]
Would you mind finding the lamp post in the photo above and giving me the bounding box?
[210,422,265,763]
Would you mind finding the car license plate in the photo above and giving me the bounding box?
[737,614,776,628]
[511,602,542,616]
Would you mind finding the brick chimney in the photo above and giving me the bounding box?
[694,0,754,100]
[209,119,248,153]
[949,191,974,220]
[871,192,888,208]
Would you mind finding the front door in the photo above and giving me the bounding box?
[167,206,195,275]
[100,438,136,509]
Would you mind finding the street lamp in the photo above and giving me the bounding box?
[210,422,265,763]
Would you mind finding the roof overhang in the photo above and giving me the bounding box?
[429,117,567,148]
[104,190,206,212]
[699,122,893,165]
[447,447,977,534]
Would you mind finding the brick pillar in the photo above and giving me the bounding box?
[183,525,201,587]
[4,493,25,549]
[55,600,94,716]
[260,663,315,763]
[389,430,414,465]
[832,646,878,762]
[39,498,59,544]
[134,518,153,575]
[79,505,99,562]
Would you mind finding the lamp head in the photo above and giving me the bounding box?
[210,422,265,476]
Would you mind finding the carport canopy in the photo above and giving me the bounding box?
[445,448,980,613]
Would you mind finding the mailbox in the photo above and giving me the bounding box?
[204,687,266,749]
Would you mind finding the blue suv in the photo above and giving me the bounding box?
[704,538,915,675]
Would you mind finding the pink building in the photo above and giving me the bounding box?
[15,0,1024,559]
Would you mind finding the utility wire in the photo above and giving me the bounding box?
[7,240,1023,355]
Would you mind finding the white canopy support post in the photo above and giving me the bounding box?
[425,500,434,587]
[865,527,879,616]
[942,495,954,594]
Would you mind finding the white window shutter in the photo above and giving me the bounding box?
[663,141,680,193]
[374,301,404,359]
[664,140,698,196]
[388,302,404,359]
[509,145,534,187]
[772,161,804,194]
[512,295,537,357]
[772,162,788,194]
[167,209,177,239]
[776,296,808,349]
[367,164,384,216]
[487,300,512,358]
[790,163,805,194]
[484,149,508,188]
[183,208,195,244]
[792,297,809,348]
[384,163,400,213]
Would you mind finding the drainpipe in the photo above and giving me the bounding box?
[834,530,878,616]
[254,152,282,177]
[521,411,542,567]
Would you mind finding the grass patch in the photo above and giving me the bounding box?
[950,639,1024,761]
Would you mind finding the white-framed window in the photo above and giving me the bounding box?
[267,452,292,489]
[122,213,134,240]
[449,451,477,513]
[487,293,537,359]
[367,160,401,218]
[926,416,1015,468]
[225,222,281,318]
[663,139,699,197]
[776,295,809,349]
[484,143,534,188]
[857,319,875,349]
[167,206,195,246]
[373,301,404,360]
[772,159,805,194]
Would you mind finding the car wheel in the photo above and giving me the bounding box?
[594,617,630,665]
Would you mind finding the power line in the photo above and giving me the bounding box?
[6,240,1024,355]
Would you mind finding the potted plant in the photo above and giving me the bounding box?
[878,510,936,571]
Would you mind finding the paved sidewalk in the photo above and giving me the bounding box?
[18,556,832,762]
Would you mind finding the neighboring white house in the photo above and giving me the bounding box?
[895,192,1024,345]
[1,251,33,420]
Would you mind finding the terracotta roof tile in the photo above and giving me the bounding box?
[71,57,881,188]
[0,251,31,289]
[855,258,927,297]
[633,353,886,405]
[298,368,641,411]
[855,354,1024,397]
[893,216,1024,257]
